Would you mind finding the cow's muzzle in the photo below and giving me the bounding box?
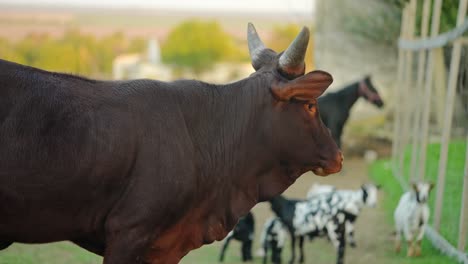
[312,152,343,176]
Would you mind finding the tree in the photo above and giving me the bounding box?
[1,29,147,78]
[0,38,25,64]
[346,1,462,47]
[342,1,401,47]
[161,20,241,74]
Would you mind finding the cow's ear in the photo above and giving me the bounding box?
[271,70,333,102]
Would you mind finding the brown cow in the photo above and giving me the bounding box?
[0,23,342,263]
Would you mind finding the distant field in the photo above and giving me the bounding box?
[0,6,313,41]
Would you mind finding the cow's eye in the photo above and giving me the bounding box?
[308,103,316,114]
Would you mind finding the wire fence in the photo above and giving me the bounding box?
[392,0,468,262]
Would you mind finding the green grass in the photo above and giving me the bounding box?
[180,238,337,264]
[0,242,101,264]
[369,140,467,264]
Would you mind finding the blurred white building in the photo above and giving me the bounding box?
[112,38,172,81]
[112,38,253,83]
[182,62,253,84]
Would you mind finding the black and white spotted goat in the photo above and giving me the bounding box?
[306,183,380,247]
[219,212,255,262]
[268,195,348,264]
[259,217,287,264]
[394,181,433,257]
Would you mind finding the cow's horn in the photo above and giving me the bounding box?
[278,26,310,78]
[247,23,266,70]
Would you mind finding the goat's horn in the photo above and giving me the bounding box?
[247,23,266,70]
[278,27,310,78]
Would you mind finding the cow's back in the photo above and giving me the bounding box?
[0,60,139,243]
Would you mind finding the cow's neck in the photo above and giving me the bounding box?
[178,79,275,226]
[148,78,304,262]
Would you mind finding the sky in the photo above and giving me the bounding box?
[0,0,316,14]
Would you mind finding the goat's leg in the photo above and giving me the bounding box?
[407,240,415,257]
[403,225,414,257]
[414,240,422,257]
[326,222,340,249]
[346,221,357,248]
[414,225,426,257]
[336,224,346,264]
[241,239,253,261]
[298,236,305,263]
[275,247,283,264]
[262,243,268,264]
[219,235,233,262]
[289,233,296,264]
[394,230,402,253]
[271,242,282,264]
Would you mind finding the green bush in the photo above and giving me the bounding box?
[0,30,146,77]
[161,20,245,74]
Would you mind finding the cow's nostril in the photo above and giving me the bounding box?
[338,153,344,163]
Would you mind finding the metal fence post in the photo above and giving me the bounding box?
[417,0,443,180]
[399,0,417,179]
[433,0,468,230]
[409,0,431,181]
[393,6,410,173]
[458,134,468,251]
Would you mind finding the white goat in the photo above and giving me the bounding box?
[394,181,434,257]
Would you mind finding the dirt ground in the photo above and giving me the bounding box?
[183,158,396,264]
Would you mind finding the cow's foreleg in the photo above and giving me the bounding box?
[103,226,152,264]
[72,238,105,255]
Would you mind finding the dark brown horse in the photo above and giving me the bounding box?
[318,76,384,148]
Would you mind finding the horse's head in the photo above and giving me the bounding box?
[359,76,384,108]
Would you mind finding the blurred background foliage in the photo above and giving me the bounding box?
[341,0,461,47]
[161,20,247,74]
[0,19,312,78]
[0,30,146,78]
